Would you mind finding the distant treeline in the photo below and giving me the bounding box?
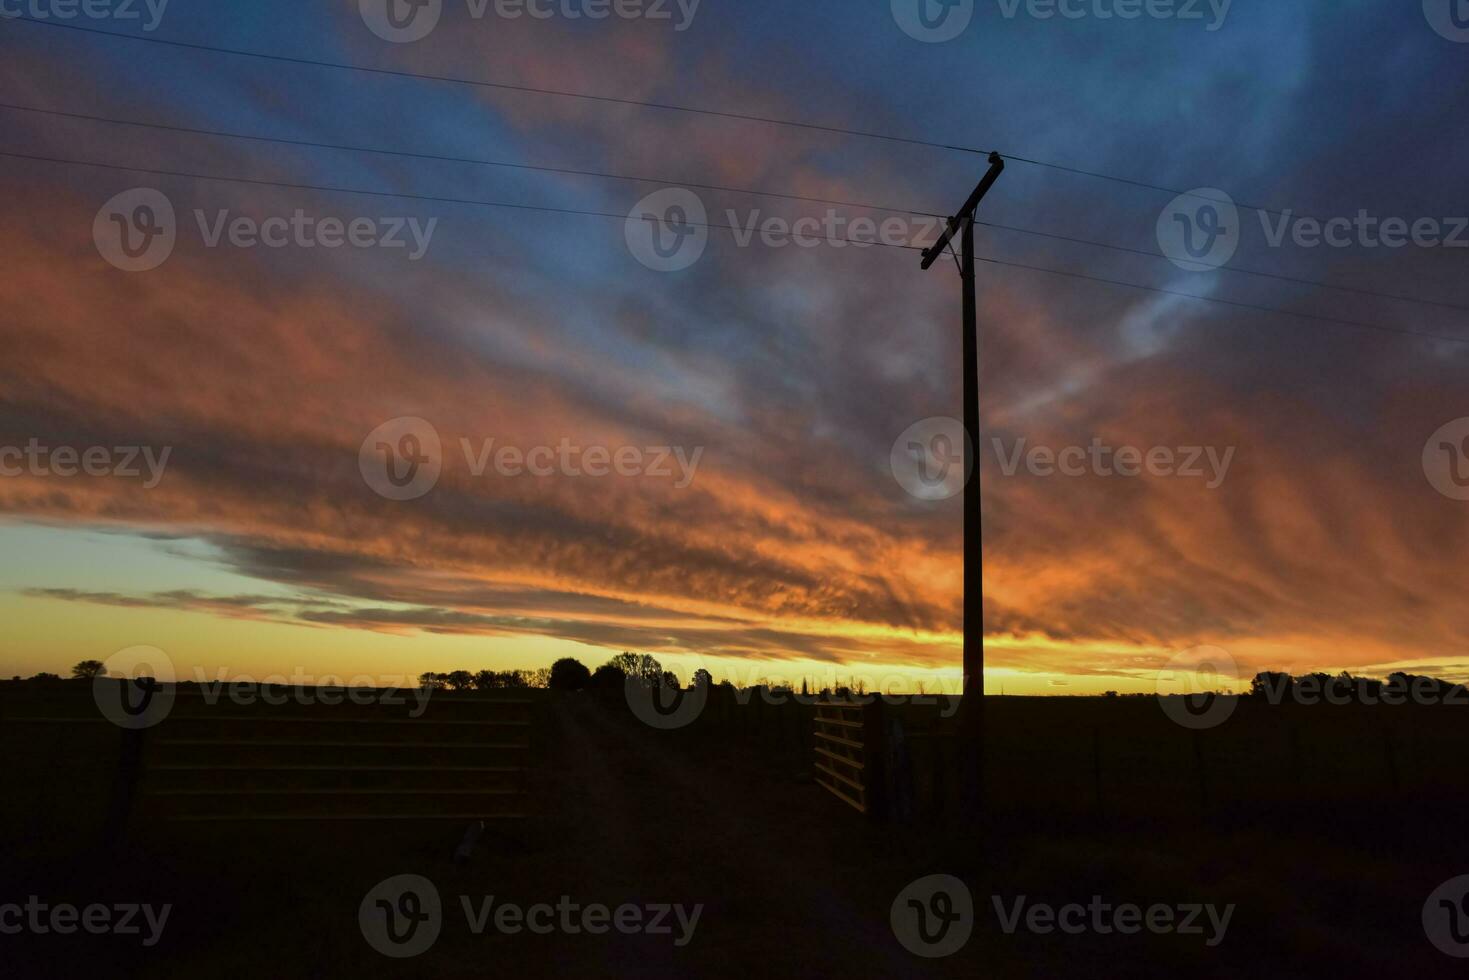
[1246,670,1468,703]
[13,652,844,696]
[421,652,699,693]
[419,652,870,699]
[22,658,1461,703]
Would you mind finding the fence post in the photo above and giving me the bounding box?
[1383,727,1400,793]
[1092,725,1104,825]
[863,697,887,823]
[103,712,146,846]
[1192,729,1210,816]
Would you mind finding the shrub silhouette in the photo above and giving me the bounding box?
[550,658,591,691]
[590,663,626,691]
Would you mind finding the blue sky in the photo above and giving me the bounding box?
[1,0,1467,690]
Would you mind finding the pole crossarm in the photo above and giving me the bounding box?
[920,152,1006,270]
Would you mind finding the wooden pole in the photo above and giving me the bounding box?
[922,152,1005,820]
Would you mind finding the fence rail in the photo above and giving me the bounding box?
[0,684,545,834]
[813,701,884,818]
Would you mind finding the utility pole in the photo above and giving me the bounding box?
[920,151,1005,816]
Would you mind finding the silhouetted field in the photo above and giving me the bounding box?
[4,683,1469,978]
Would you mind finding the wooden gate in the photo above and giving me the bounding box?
[813,700,884,817]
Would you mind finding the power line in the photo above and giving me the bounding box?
[6,100,1463,314]
[0,148,928,251]
[11,18,1426,241]
[4,147,1461,346]
[0,101,943,218]
[8,17,982,156]
[972,252,1469,347]
[1003,154,1304,222]
[976,219,1469,315]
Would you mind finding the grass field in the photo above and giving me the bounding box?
[3,682,1468,978]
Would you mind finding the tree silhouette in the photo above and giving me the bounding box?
[550,658,591,690]
[71,659,107,680]
[590,663,627,690]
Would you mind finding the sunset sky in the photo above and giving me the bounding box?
[2,1,1467,694]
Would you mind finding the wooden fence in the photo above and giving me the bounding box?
[1,682,544,842]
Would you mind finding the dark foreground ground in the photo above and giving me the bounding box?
[3,689,1468,978]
